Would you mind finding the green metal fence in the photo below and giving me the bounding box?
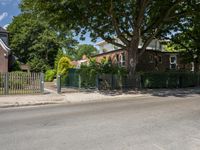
[58,68,200,92]
[141,72,200,88]
[59,69,141,90]
[0,72,44,95]
[61,69,80,88]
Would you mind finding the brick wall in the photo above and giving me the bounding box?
[0,46,8,73]
[91,49,193,72]
[137,51,171,72]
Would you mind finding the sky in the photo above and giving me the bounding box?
[0,0,20,28]
[0,0,99,46]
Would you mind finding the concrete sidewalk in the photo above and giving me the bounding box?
[0,94,64,108]
[0,88,199,108]
[0,91,144,108]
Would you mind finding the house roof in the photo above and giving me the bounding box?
[92,48,178,58]
[92,49,125,57]
[0,27,8,33]
[0,39,10,53]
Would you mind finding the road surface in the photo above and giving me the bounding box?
[0,95,200,150]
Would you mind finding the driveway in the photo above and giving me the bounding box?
[0,95,200,150]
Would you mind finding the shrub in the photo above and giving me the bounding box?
[28,57,50,72]
[57,56,73,76]
[11,61,21,71]
[141,72,200,88]
[78,59,128,88]
[45,69,56,82]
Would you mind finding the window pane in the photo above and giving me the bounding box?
[170,57,176,63]
[171,64,176,69]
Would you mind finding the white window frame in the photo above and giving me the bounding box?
[119,53,126,67]
[191,62,194,72]
[170,55,177,69]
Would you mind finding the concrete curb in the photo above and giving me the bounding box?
[0,87,200,108]
[0,93,146,108]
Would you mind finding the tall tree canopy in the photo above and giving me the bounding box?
[75,44,98,60]
[167,6,200,72]
[20,0,199,75]
[7,13,77,72]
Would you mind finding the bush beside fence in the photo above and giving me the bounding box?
[141,72,200,88]
[60,69,200,90]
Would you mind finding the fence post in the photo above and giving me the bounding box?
[57,75,61,94]
[137,74,142,89]
[40,72,45,94]
[78,74,81,89]
[96,74,99,90]
[111,74,114,90]
[4,73,9,95]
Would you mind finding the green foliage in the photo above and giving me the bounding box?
[75,44,98,60]
[10,61,21,72]
[57,56,73,76]
[78,59,128,88]
[167,11,200,72]
[7,10,77,70]
[54,49,67,70]
[28,57,50,72]
[45,69,56,82]
[20,0,199,75]
[141,72,200,88]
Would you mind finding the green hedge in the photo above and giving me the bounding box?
[45,69,56,82]
[141,72,200,88]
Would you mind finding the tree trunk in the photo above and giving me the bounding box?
[127,38,140,77]
[126,37,140,88]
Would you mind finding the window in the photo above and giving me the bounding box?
[170,55,177,69]
[158,55,162,63]
[119,53,126,67]
[149,55,154,63]
[114,54,119,65]
[191,62,194,72]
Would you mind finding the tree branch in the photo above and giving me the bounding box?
[139,0,186,56]
[139,27,161,57]
[101,36,126,49]
[142,0,185,35]
[134,0,149,28]
[109,0,130,45]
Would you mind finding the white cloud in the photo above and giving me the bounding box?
[0,0,12,5]
[0,12,8,21]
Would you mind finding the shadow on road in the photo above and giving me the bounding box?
[82,87,200,98]
[45,82,200,98]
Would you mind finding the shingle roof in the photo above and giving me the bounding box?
[0,39,10,53]
[0,27,8,33]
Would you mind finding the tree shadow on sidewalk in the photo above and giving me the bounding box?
[91,87,200,98]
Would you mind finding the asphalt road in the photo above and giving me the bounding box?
[0,95,200,150]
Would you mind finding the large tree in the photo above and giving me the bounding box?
[8,13,77,72]
[20,0,199,75]
[167,6,200,72]
[75,44,98,60]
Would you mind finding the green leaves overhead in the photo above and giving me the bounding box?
[18,0,200,74]
[20,0,197,44]
[7,12,77,72]
[74,44,98,60]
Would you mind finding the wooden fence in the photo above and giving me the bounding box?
[0,72,44,95]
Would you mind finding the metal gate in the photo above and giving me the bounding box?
[0,72,44,95]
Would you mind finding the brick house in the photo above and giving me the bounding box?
[0,27,10,73]
[77,39,194,72]
[92,49,193,72]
